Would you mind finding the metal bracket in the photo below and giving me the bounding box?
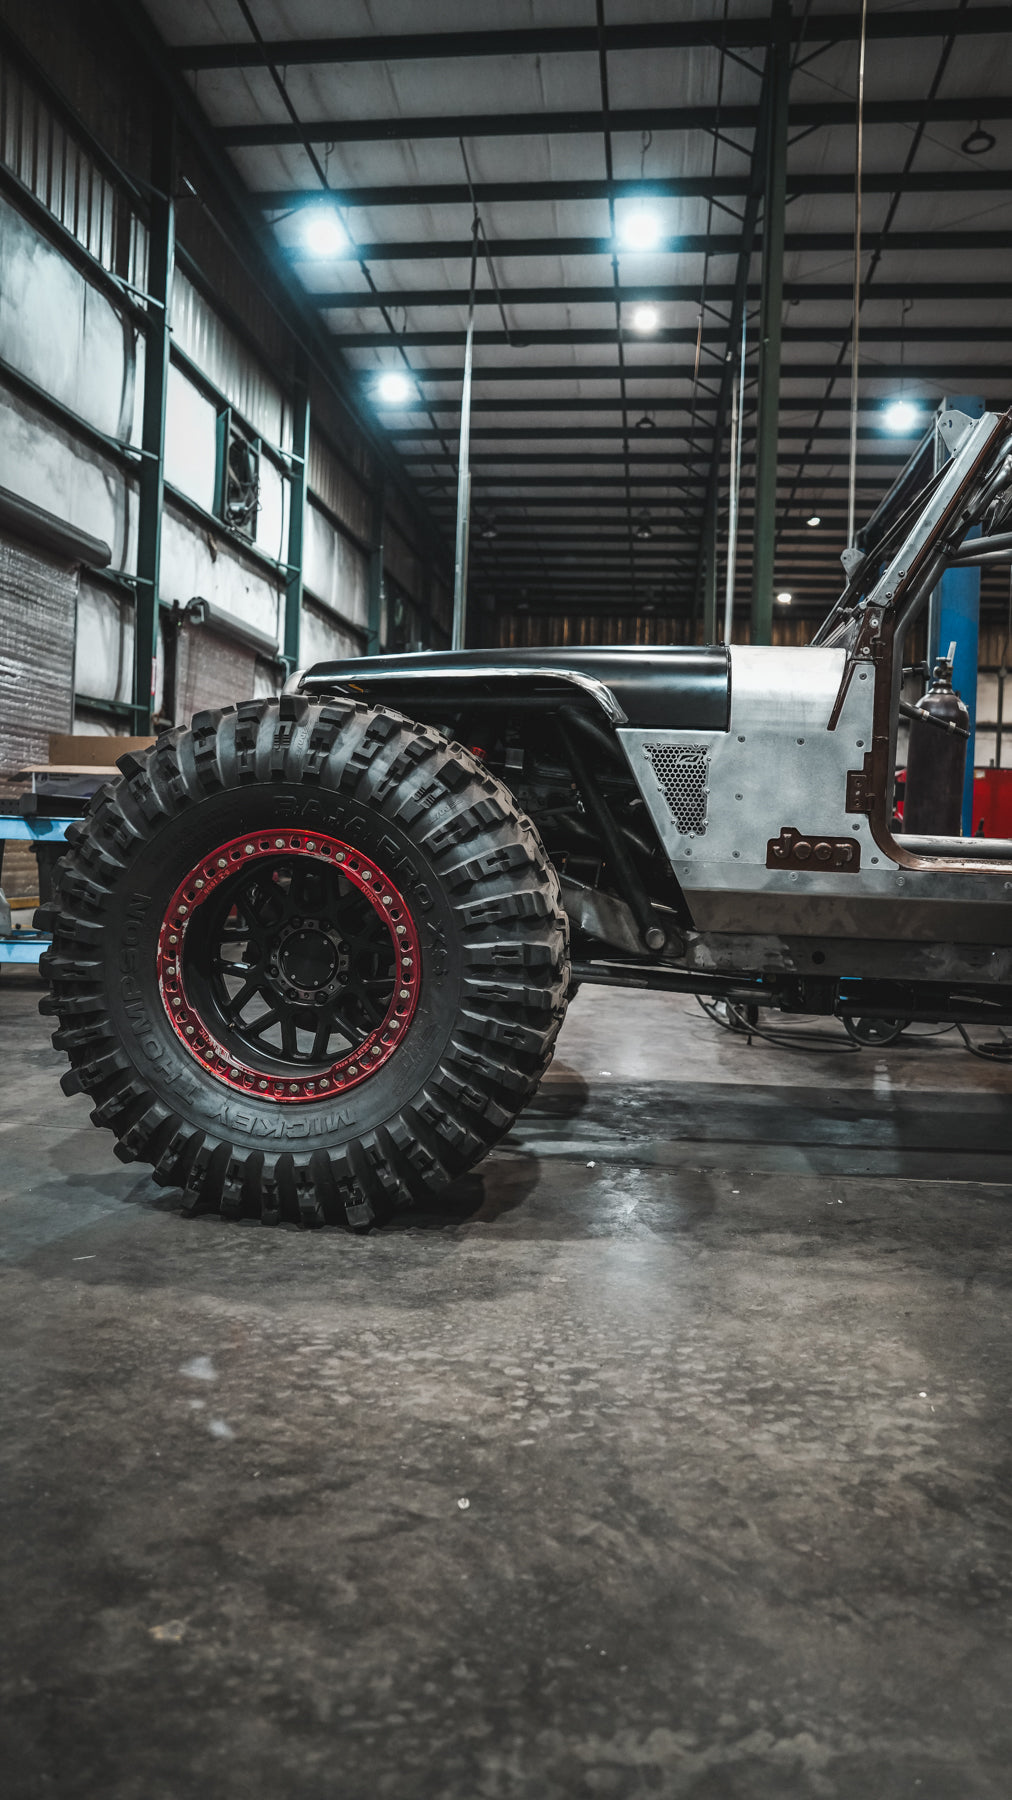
[845,769,874,813]
[766,826,861,872]
[937,408,977,458]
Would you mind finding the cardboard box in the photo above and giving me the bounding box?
[47,733,156,767]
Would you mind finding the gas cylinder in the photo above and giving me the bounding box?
[902,654,970,835]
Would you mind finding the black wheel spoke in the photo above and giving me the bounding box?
[187,849,402,1075]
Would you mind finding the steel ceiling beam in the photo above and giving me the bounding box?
[378,395,1003,418]
[178,10,1009,68]
[401,447,911,465]
[336,324,1012,348]
[218,96,1012,149]
[293,229,1012,262]
[397,362,1012,385]
[316,279,1012,309]
[256,169,1012,208]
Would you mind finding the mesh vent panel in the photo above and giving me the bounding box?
[643,742,709,837]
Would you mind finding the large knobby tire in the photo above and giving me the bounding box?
[37,696,569,1229]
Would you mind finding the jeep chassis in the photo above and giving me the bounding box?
[39,406,1012,1228]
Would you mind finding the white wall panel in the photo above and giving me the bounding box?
[301,596,363,666]
[256,451,287,562]
[0,194,138,443]
[0,389,136,569]
[160,505,281,645]
[171,269,286,448]
[75,582,133,704]
[163,364,217,512]
[304,500,368,631]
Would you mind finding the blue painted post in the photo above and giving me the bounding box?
[931,395,983,832]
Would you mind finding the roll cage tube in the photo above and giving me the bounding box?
[815,406,1012,869]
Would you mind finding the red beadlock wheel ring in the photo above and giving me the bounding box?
[156,830,422,1104]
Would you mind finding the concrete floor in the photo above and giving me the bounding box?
[1,967,1011,1800]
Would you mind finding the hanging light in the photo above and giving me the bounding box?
[635,413,656,431]
[618,209,663,251]
[631,304,659,333]
[883,397,919,434]
[776,591,793,605]
[635,511,653,540]
[806,515,821,527]
[376,370,415,404]
[479,517,499,540]
[300,204,350,257]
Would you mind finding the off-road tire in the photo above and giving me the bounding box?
[37,696,569,1229]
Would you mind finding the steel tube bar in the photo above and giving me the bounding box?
[750,0,791,647]
[134,97,175,732]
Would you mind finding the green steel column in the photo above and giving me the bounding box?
[750,0,790,647]
[135,98,175,729]
[367,478,385,656]
[284,365,309,671]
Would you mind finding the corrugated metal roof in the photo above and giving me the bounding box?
[141,0,1012,631]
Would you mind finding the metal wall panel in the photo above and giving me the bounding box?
[0,48,145,287]
[0,530,76,899]
[171,269,286,450]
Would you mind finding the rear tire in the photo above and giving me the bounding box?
[37,696,569,1229]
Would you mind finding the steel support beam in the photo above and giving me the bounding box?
[300,228,1012,264]
[135,97,175,732]
[321,278,1012,309]
[177,10,1008,67]
[750,0,790,647]
[368,479,385,656]
[334,324,1012,348]
[256,168,1012,209]
[284,362,309,671]
[218,96,1012,148]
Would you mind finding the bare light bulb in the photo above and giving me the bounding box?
[301,206,349,257]
[631,304,659,333]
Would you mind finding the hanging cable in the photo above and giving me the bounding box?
[846,0,868,549]
[452,212,480,651]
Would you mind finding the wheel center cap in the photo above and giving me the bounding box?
[279,927,338,992]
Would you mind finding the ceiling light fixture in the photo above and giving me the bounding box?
[806,515,821,527]
[883,398,919,434]
[631,304,659,333]
[376,370,414,404]
[619,209,663,252]
[635,511,653,540]
[776,591,793,605]
[300,205,350,257]
[635,413,656,431]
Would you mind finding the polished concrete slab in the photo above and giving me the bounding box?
[1,967,1011,1799]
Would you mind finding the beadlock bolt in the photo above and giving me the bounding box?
[395,924,406,936]
[218,858,227,868]
[184,1024,194,1036]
